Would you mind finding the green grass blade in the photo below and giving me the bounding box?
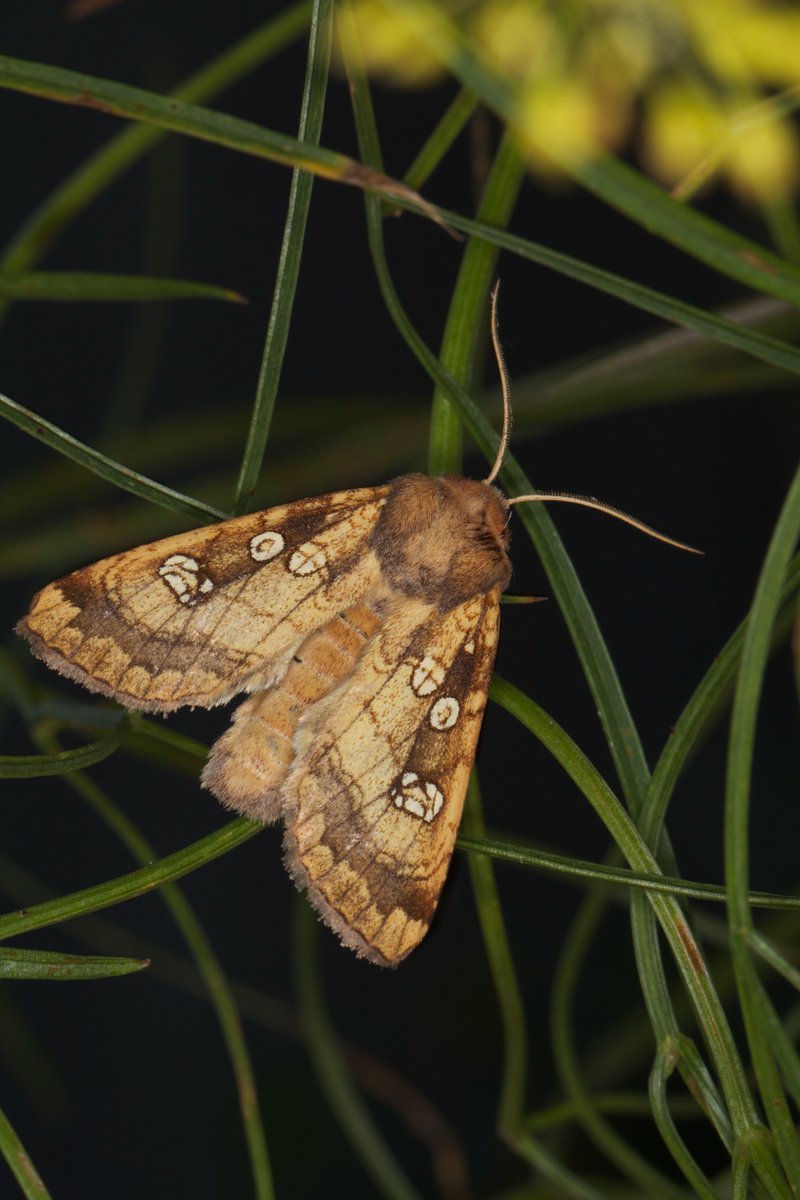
[233,0,333,514]
[462,773,607,1198]
[725,460,800,1185]
[0,946,148,981]
[0,54,436,223]
[749,931,800,993]
[35,739,274,1199]
[402,86,478,192]
[643,552,800,851]
[0,272,244,303]
[506,298,799,433]
[491,676,778,1151]
[575,156,800,306]
[456,828,800,911]
[0,5,313,283]
[0,390,226,522]
[461,776,526,1142]
[0,722,125,777]
[649,1045,720,1200]
[0,1105,52,1200]
[550,880,691,1198]
[293,901,421,1200]
[428,129,525,476]
[752,974,800,1111]
[0,818,260,942]
[431,207,800,379]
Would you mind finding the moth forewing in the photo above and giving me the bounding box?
[18,472,512,964]
[282,585,503,966]
[17,486,390,713]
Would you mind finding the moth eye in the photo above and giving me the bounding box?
[158,554,214,607]
[429,696,460,730]
[249,530,285,562]
[411,654,446,697]
[390,773,445,823]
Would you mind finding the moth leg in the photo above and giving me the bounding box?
[202,603,382,823]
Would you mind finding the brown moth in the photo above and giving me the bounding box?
[18,475,508,965]
[16,296,696,966]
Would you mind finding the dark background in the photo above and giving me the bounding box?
[1,2,798,1197]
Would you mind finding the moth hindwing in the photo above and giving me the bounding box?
[18,473,512,965]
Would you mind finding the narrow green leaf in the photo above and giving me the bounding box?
[403,86,478,192]
[649,1044,720,1200]
[0,54,437,225]
[0,1105,52,1200]
[293,902,420,1200]
[0,390,227,522]
[0,818,261,942]
[0,723,125,778]
[0,946,148,981]
[31,735,274,1199]
[0,5,313,281]
[432,207,800,380]
[749,930,800,993]
[725,460,800,1186]
[506,298,800,433]
[233,0,333,513]
[456,830,800,911]
[0,271,245,303]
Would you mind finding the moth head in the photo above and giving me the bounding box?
[371,474,511,610]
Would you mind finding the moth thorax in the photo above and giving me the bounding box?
[371,474,511,610]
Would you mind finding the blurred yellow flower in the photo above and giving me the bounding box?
[335,0,445,86]
[642,84,727,186]
[470,1,558,82]
[342,0,800,201]
[725,114,800,202]
[520,77,623,175]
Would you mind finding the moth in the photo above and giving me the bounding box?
[16,300,694,966]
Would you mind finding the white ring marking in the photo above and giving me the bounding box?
[249,530,285,562]
[430,696,460,731]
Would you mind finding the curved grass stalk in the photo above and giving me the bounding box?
[725,461,800,1185]
[0,1104,52,1200]
[0,5,313,286]
[32,729,274,1200]
[293,902,421,1200]
[233,0,332,514]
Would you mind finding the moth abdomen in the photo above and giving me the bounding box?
[202,602,382,823]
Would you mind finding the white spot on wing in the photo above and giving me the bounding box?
[288,543,327,576]
[161,572,187,595]
[158,553,213,607]
[430,696,460,731]
[411,655,445,697]
[249,530,285,562]
[163,554,198,570]
[390,774,445,823]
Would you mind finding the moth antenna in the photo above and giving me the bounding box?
[484,281,512,486]
[507,491,704,555]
